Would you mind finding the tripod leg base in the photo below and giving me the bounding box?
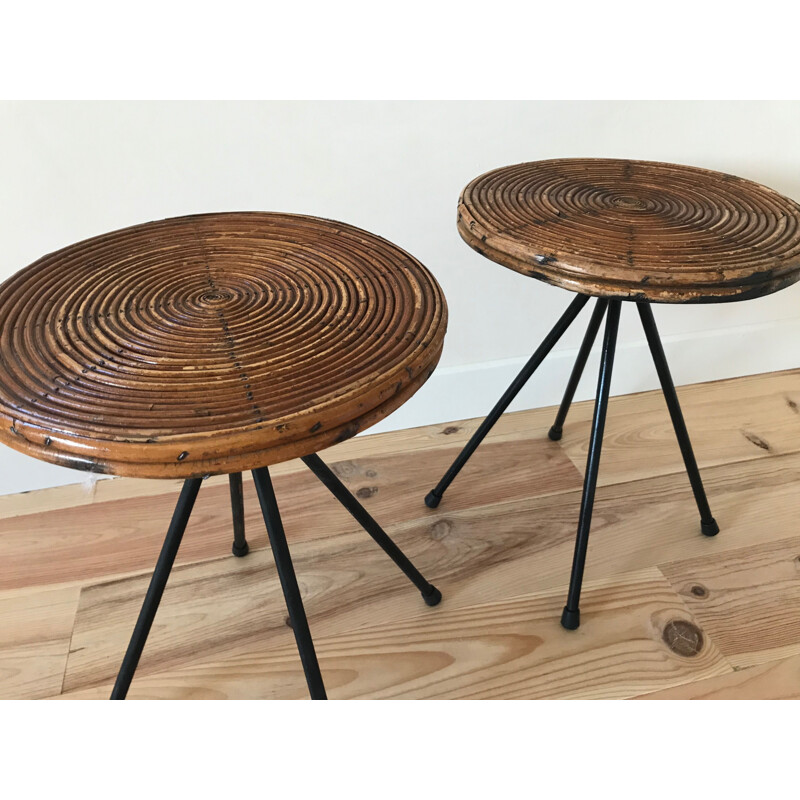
[701,518,720,537]
[548,425,563,441]
[560,607,580,630]
[232,541,250,557]
[422,585,442,606]
[424,490,442,509]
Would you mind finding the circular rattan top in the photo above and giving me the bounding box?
[458,158,800,302]
[0,212,447,478]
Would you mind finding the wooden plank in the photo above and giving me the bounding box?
[0,436,580,593]
[660,535,800,669]
[57,568,731,700]
[400,450,800,614]
[636,654,800,699]
[2,367,799,700]
[63,548,290,693]
[559,368,800,485]
[58,447,800,695]
[0,480,265,593]
[0,586,79,699]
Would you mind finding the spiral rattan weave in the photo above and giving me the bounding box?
[0,212,447,478]
[458,159,800,302]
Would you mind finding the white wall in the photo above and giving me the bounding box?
[1,101,799,495]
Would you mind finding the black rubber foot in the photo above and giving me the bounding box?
[701,518,720,537]
[232,541,250,557]
[548,425,563,441]
[424,491,442,509]
[422,585,442,606]
[560,607,580,630]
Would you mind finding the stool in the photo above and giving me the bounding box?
[425,158,800,630]
[0,212,447,699]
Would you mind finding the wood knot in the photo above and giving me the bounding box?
[365,469,377,478]
[443,426,460,435]
[690,584,708,598]
[429,518,453,541]
[741,430,770,451]
[662,619,704,657]
[331,460,357,479]
[356,486,378,500]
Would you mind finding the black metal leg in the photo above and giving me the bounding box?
[229,472,249,556]
[251,466,327,700]
[302,453,442,606]
[548,299,609,441]
[424,293,591,508]
[637,302,719,536]
[561,300,621,631]
[111,478,202,699]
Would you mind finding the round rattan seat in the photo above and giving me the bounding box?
[458,158,800,302]
[0,212,447,478]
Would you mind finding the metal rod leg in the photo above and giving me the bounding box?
[229,472,249,556]
[111,478,202,699]
[548,299,609,441]
[637,302,719,536]
[561,300,621,631]
[251,466,327,700]
[425,293,591,508]
[302,453,442,606]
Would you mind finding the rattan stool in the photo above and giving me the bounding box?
[0,212,447,699]
[425,158,800,630]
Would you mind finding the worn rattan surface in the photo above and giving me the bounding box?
[0,212,447,478]
[458,158,800,302]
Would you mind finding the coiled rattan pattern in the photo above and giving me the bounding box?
[458,159,800,302]
[0,213,447,478]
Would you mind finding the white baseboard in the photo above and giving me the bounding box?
[1,316,798,497]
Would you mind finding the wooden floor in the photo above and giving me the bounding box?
[2,368,800,700]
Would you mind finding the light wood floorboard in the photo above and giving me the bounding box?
[636,653,800,699]
[59,569,731,700]
[0,368,797,699]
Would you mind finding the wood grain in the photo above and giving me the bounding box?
[57,450,799,696]
[637,653,800,699]
[661,536,800,669]
[0,212,447,477]
[0,586,79,699]
[398,450,800,612]
[558,368,800,486]
[57,569,731,700]
[458,158,800,302]
[0,436,581,593]
[0,368,798,700]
